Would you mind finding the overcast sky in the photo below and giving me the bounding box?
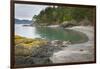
[15,4,48,20]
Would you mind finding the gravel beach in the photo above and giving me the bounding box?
[50,26,95,63]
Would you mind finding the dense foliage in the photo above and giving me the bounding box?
[32,6,95,26]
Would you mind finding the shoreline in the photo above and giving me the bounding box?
[50,26,95,63]
[15,25,95,65]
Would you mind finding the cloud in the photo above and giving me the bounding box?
[15,4,48,20]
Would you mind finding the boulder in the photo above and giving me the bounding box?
[50,40,62,46]
[50,40,72,47]
[62,40,71,47]
[50,40,71,47]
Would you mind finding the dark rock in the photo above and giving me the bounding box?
[15,56,29,65]
[26,57,52,64]
[15,45,62,65]
[31,45,62,57]
[80,49,84,51]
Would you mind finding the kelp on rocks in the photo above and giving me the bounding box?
[15,35,48,56]
[15,35,63,65]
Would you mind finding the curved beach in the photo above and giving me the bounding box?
[50,26,95,63]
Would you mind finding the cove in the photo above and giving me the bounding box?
[15,24,88,43]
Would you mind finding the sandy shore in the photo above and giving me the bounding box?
[50,26,95,63]
[47,25,59,27]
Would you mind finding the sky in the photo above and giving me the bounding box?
[15,4,48,20]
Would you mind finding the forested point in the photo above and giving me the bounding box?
[32,6,95,26]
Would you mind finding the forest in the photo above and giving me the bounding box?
[32,6,95,26]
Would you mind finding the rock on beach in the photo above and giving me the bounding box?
[50,26,95,63]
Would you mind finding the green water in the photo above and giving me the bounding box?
[15,24,88,43]
[35,27,88,43]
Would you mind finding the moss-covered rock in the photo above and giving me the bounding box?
[15,35,48,56]
[15,45,33,56]
[15,35,63,65]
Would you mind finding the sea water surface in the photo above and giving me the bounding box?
[15,24,88,43]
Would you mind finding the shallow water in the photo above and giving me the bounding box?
[15,24,88,43]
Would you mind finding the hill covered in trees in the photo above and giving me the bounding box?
[15,19,32,24]
[32,6,95,26]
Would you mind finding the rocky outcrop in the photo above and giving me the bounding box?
[50,40,62,46]
[15,45,63,65]
[62,40,71,47]
[60,20,77,28]
[15,35,72,65]
[50,40,71,47]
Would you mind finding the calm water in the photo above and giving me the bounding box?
[15,24,88,43]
